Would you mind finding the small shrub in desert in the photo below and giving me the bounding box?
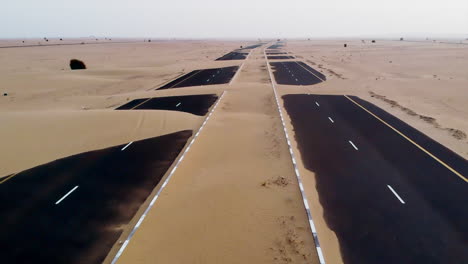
[70,59,86,70]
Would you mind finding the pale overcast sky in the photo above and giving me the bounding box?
[1,0,467,38]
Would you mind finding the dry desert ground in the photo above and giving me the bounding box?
[0,38,467,264]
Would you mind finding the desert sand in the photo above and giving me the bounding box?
[1,38,467,264]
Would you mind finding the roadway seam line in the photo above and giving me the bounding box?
[129,70,201,110]
[164,69,202,90]
[348,140,359,150]
[264,47,326,264]
[295,61,325,82]
[0,173,17,184]
[121,142,133,151]
[344,95,467,183]
[55,185,79,205]
[148,72,185,91]
[387,185,406,204]
[110,91,226,264]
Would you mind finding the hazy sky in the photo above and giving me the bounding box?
[1,0,467,38]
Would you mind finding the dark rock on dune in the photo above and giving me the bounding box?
[344,44,347,47]
[372,40,376,43]
[3,93,7,96]
[70,59,86,70]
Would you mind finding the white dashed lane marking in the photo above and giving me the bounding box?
[387,185,406,204]
[349,140,359,150]
[315,102,320,107]
[328,117,334,123]
[121,142,133,151]
[176,102,181,107]
[55,186,79,205]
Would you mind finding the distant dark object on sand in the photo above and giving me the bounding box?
[240,45,243,49]
[60,38,63,41]
[344,44,347,47]
[400,37,404,41]
[70,59,86,70]
[3,93,8,96]
[371,40,376,43]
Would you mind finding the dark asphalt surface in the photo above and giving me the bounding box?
[266,52,288,55]
[158,66,239,89]
[267,55,295,60]
[116,94,218,116]
[215,52,248,60]
[270,61,325,85]
[268,44,283,49]
[283,94,468,264]
[0,130,192,264]
[239,44,263,50]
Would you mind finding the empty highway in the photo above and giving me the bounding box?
[158,66,239,89]
[282,94,468,264]
[270,61,326,85]
[116,94,218,115]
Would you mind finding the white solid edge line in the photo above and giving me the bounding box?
[110,91,226,264]
[55,185,79,205]
[264,47,326,264]
[348,140,359,150]
[295,61,326,82]
[328,117,334,123]
[387,185,406,204]
[121,142,133,151]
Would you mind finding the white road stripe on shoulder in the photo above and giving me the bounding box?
[121,142,133,151]
[264,48,326,264]
[349,140,358,150]
[55,185,79,205]
[387,185,406,204]
[110,91,226,264]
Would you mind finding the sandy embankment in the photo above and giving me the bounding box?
[0,40,243,177]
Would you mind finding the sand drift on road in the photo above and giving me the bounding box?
[0,130,192,264]
[157,66,239,89]
[116,94,218,116]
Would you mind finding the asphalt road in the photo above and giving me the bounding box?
[239,44,263,50]
[268,44,283,49]
[158,66,239,89]
[267,55,295,60]
[266,52,288,55]
[216,51,248,60]
[0,131,192,264]
[282,94,468,264]
[270,61,326,85]
[116,94,218,116]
